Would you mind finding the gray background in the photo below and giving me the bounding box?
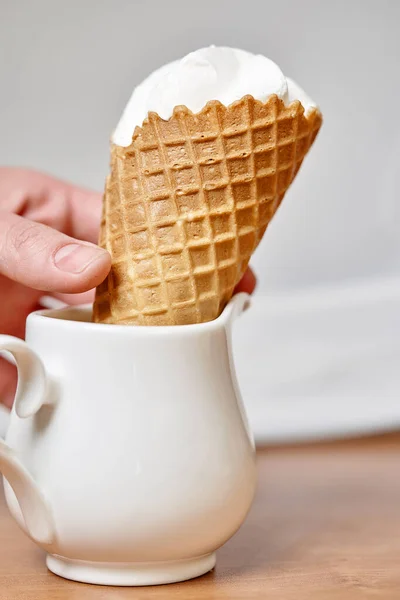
[1,0,400,292]
[1,0,400,442]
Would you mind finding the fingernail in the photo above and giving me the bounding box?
[54,244,105,274]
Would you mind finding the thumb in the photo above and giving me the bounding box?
[0,211,110,293]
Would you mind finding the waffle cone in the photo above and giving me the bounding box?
[93,94,322,326]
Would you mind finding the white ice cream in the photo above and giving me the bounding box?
[113,46,317,147]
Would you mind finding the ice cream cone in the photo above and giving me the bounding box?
[93,94,322,326]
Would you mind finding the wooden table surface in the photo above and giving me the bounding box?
[1,433,400,599]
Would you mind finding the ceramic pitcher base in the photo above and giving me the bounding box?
[46,552,216,586]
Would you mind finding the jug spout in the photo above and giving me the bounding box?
[0,335,55,545]
[222,293,251,331]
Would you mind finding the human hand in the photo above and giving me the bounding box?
[0,167,111,407]
[0,167,256,408]
[235,267,256,296]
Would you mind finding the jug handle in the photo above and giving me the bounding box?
[0,335,55,545]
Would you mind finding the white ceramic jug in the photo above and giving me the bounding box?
[0,293,256,586]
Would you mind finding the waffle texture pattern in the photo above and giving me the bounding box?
[93,95,322,325]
